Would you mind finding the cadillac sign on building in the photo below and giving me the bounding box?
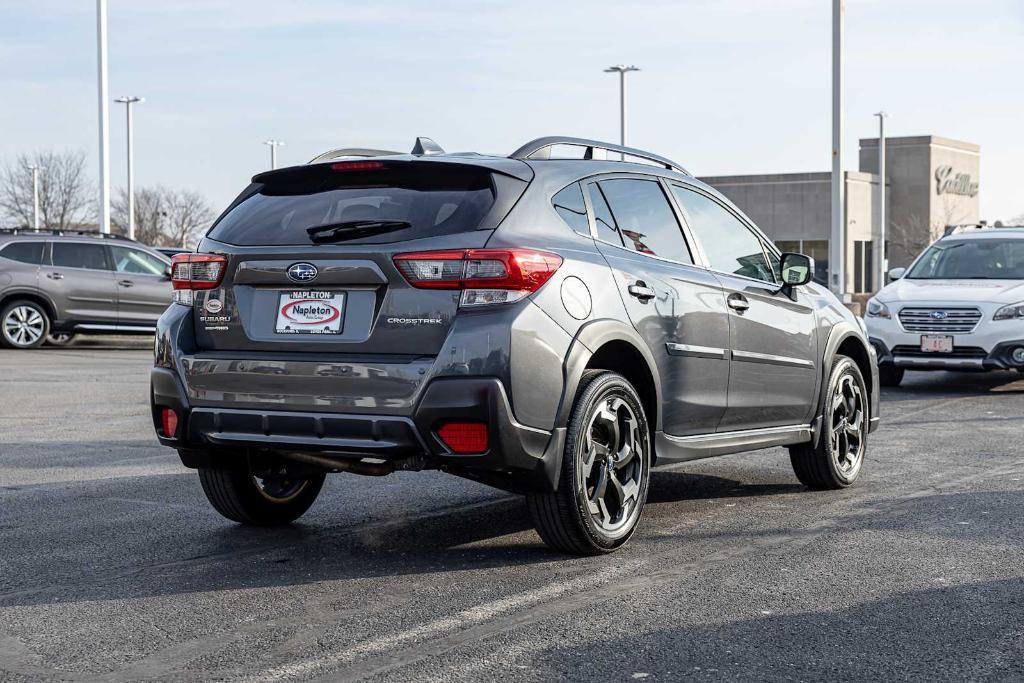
[935,165,979,197]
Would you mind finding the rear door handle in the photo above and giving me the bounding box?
[46,272,64,280]
[727,293,749,312]
[628,282,656,301]
[118,279,134,288]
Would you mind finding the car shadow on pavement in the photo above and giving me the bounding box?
[535,576,1024,680]
[0,469,810,608]
[882,369,1024,401]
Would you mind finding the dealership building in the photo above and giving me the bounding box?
[699,135,980,295]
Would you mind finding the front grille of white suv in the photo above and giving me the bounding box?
[898,307,982,333]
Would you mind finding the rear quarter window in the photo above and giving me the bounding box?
[0,241,45,265]
[551,183,590,236]
[208,163,498,246]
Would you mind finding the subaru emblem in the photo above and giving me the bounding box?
[287,263,318,283]
[930,310,948,320]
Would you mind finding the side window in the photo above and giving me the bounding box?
[110,245,168,276]
[551,183,590,236]
[0,241,45,265]
[587,184,625,247]
[598,179,692,263]
[670,185,775,282]
[50,242,111,271]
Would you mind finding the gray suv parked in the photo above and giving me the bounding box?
[0,230,172,349]
[151,137,880,554]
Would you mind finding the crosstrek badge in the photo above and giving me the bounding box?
[274,291,345,335]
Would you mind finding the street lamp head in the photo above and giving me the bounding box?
[874,111,888,118]
[263,139,285,147]
[604,64,640,73]
[114,96,144,104]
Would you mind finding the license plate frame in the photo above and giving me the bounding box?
[920,334,954,353]
[274,290,345,335]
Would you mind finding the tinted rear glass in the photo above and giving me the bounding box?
[0,241,45,265]
[208,163,496,246]
[51,242,110,271]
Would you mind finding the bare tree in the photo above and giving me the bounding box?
[112,185,215,248]
[0,151,93,229]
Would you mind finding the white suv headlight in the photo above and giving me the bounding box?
[866,299,891,319]
[993,302,1024,321]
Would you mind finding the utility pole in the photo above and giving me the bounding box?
[263,139,285,170]
[29,166,40,230]
[830,0,846,299]
[96,0,111,233]
[604,65,640,149]
[115,96,144,240]
[874,111,888,291]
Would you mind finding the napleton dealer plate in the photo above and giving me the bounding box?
[274,291,344,334]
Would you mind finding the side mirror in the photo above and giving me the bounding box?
[888,267,906,281]
[780,252,814,287]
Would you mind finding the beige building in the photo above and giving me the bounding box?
[699,135,980,294]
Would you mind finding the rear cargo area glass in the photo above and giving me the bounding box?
[208,164,496,246]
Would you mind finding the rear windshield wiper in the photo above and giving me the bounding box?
[306,219,411,244]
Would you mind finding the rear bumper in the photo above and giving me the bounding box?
[151,368,564,492]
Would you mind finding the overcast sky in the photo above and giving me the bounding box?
[2,0,1022,220]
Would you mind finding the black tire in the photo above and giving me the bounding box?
[0,299,50,349]
[198,456,326,526]
[878,364,904,387]
[789,355,868,490]
[526,370,651,555]
[45,332,76,347]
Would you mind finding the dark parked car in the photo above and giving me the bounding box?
[0,229,172,348]
[151,137,880,554]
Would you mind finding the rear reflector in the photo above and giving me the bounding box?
[160,408,178,438]
[393,248,562,307]
[170,253,228,304]
[437,422,489,454]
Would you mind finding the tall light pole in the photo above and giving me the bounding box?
[28,165,40,230]
[874,111,888,291]
[263,139,285,170]
[604,65,639,148]
[115,96,144,240]
[829,0,846,299]
[96,0,111,234]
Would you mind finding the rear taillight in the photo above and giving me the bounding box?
[170,253,228,305]
[160,408,178,438]
[437,422,489,454]
[393,249,562,307]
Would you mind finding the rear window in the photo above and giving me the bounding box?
[208,163,497,246]
[0,241,45,265]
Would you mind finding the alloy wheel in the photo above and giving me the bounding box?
[251,462,310,503]
[578,394,646,537]
[3,305,45,347]
[830,373,865,479]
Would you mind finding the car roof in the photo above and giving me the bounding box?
[941,228,1024,242]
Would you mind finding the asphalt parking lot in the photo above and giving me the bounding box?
[1,343,1023,682]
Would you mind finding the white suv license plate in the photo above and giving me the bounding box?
[920,335,954,353]
[275,291,344,335]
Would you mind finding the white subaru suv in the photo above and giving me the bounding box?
[866,226,1024,387]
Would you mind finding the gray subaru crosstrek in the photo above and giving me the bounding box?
[151,136,880,555]
[0,230,172,349]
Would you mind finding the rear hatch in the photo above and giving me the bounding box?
[190,157,530,358]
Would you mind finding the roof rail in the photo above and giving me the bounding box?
[308,148,402,164]
[509,136,689,175]
[0,227,134,241]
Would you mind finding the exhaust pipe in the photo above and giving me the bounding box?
[282,451,426,476]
